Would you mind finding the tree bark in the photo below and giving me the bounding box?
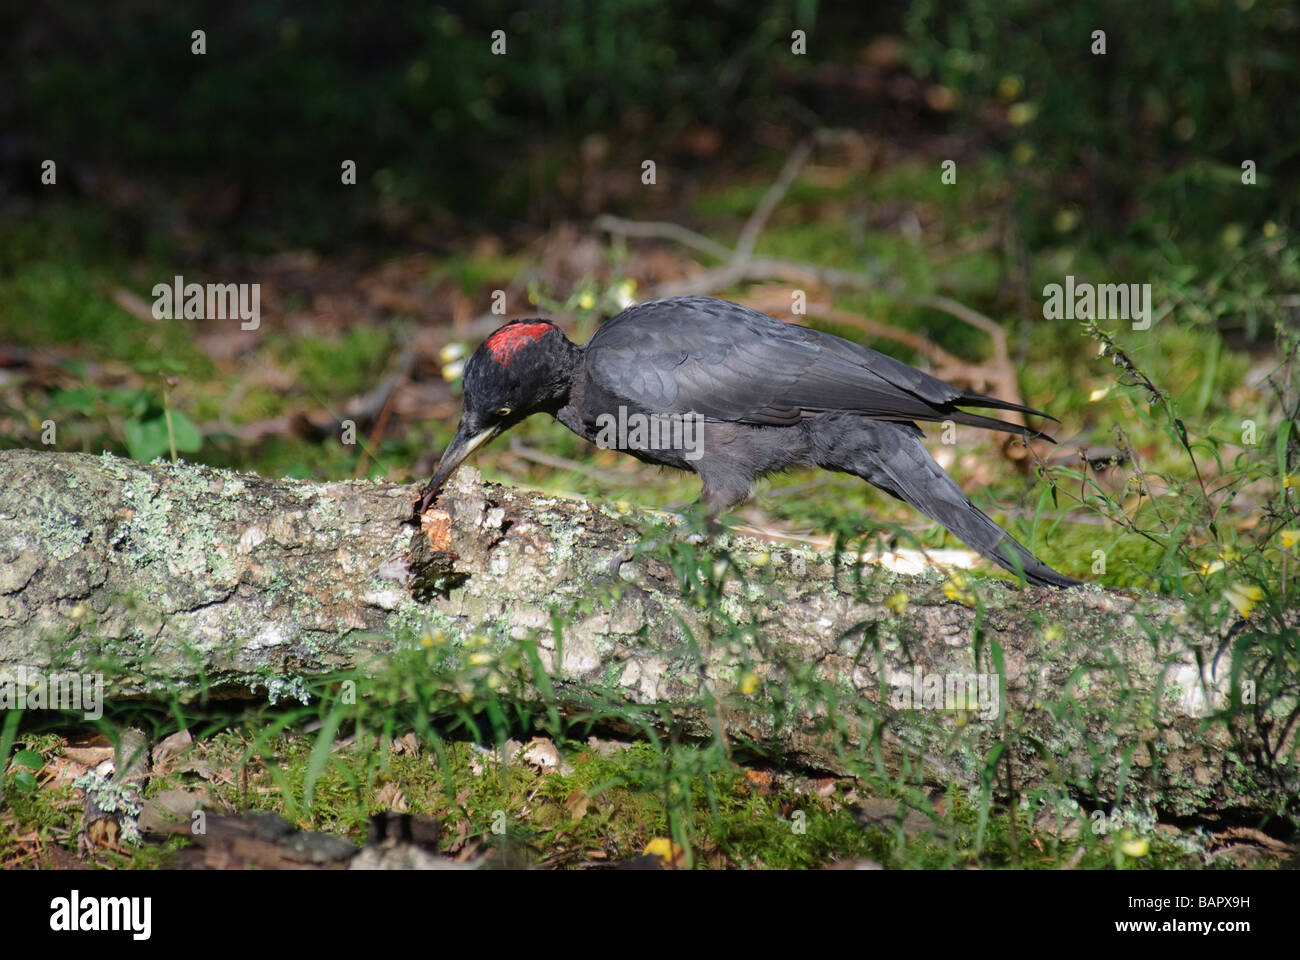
[1,449,1293,823]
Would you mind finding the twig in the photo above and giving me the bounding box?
[746,291,966,373]
[592,215,732,262]
[735,139,813,261]
[346,342,418,424]
[507,437,637,489]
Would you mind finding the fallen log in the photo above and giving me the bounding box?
[1,449,1294,824]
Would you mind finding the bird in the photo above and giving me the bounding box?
[418,296,1080,588]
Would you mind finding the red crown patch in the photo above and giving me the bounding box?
[485,322,553,366]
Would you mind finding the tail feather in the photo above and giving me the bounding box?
[955,391,1060,423]
[885,406,1058,443]
[836,422,1081,588]
[943,408,1057,443]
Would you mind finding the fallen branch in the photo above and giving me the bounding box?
[1,450,1294,823]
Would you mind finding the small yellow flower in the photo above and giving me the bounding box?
[1089,386,1110,402]
[439,342,465,363]
[1199,559,1225,576]
[467,652,494,666]
[885,592,909,615]
[739,671,759,695]
[1280,529,1299,550]
[643,838,683,865]
[997,75,1023,101]
[943,573,976,607]
[1007,101,1038,126]
[1043,624,1063,643]
[441,359,465,382]
[1119,833,1150,858]
[577,291,596,309]
[1284,474,1298,489]
[1223,582,1263,618]
[1053,208,1079,233]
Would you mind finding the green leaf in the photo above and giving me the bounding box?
[302,701,346,810]
[8,769,36,792]
[124,416,170,462]
[167,410,203,453]
[10,749,43,771]
[50,387,99,414]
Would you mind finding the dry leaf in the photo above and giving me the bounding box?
[744,769,773,794]
[391,732,420,757]
[63,732,114,767]
[522,738,560,770]
[564,790,589,820]
[151,729,193,775]
[375,783,409,812]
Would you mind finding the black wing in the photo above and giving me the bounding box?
[584,297,1054,438]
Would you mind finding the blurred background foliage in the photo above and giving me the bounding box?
[9,0,825,245]
[905,0,1300,240]
[8,1,1295,245]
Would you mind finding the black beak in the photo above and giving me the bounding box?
[416,420,500,513]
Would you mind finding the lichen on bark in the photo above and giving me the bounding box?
[1,449,1295,825]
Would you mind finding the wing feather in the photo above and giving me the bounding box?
[583,297,1054,439]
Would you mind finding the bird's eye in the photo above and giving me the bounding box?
[496,406,512,417]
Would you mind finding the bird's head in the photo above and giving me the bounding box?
[419,319,575,510]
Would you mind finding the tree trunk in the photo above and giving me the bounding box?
[1,449,1293,823]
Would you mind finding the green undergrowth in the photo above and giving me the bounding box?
[1,629,1258,871]
[4,484,1297,868]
